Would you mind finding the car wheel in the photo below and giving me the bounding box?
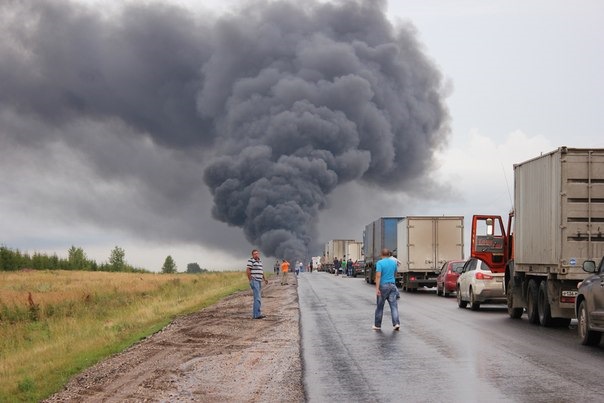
[526,279,540,324]
[457,286,467,308]
[538,281,554,327]
[507,279,523,319]
[578,300,602,346]
[470,288,480,311]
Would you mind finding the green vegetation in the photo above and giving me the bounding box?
[0,245,147,272]
[0,270,249,402]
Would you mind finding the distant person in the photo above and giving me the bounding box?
[347,258,353,277]
[274,260,280,274]
[341,259,347,277]
[281,259,290,285]
[247,249,268,320]
[298,261,303,275]
[309,261,313,273]
[333,258,339,276]
[373,248,400,331]
[295,261,300,276]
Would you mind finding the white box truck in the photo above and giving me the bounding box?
[396,216,465,292]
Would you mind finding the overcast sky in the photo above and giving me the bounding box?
[1,0,603,271]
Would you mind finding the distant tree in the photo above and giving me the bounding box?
[109,246,126,272]
[67,246,89,270]
[162,255,177,274]
[186,262,202,273]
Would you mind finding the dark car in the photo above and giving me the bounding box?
[352,260,365,278]
[576,257,604,346]
[436,260,465,297]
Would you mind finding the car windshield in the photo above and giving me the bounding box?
[451,262,465,273]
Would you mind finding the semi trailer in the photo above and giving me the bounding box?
[471,147,604,326]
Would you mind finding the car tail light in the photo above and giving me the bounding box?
[410,276,416,281]
[475,272,493,280]
[560,296,575,303]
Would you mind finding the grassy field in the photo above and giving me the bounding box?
[0,270,250,402]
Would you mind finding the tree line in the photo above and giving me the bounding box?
[0,245,209,274]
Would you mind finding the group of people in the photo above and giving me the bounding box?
[246,248,400,332]
[332,257,354,277]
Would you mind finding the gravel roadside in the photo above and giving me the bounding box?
[44,275,304,402]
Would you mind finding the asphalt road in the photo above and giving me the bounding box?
[298,271,604,403]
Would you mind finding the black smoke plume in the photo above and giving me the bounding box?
[0,0,449,261]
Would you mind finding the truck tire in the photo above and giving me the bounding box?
[457,286,467,308]
[538,281,554,327]
[526,280,540,324]
[578,301,602,346]
[507,279,523,319]
[469,288,480,311]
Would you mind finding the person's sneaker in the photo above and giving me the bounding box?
[393,324,400,331]
[254,315,266,319]
[372,325,381,330]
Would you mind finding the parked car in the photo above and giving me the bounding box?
[576,257,604,346]
[436,260,465,297]
[352,260,365,278]
[457,258,505,310]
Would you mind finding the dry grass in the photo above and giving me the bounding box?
[0,270,250,402]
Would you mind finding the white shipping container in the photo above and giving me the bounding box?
[514,147,604,273]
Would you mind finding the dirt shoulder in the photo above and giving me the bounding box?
[44,276,304,402]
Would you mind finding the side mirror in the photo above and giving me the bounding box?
[582,260,597,273]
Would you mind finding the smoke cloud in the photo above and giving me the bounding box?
[0,0,449,261]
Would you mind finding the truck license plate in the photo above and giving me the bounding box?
[562,290,578,297]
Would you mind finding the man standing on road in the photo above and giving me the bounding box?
[280,259,290,285]
[247,249,268,319]
[347,258,354,277]
[373,248,401,331]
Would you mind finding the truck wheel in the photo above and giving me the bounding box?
[578,301,602,346]
[538,281,554,327]
[507,279,523,319]
[457,287,467,308]
[526,280,540,324]
[469,288,480,311]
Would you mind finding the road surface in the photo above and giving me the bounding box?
[298,272,603,403]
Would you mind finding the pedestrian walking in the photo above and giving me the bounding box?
[274,260,280,274]
[373,248,401,331]
[309,261,313,273]
[280,259,290,285]
[333,258,339,276]
[341,258,347,277]
[295,261,300,276]
[247,249,268,319]
[347,258,353,277]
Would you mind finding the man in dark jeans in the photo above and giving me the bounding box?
[373,248,401,331]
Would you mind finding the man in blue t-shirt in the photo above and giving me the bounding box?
[373,248,401,331]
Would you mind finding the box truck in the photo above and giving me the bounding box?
[364,217,402,284]
[472,147,604,326]
[397,216,465,292]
